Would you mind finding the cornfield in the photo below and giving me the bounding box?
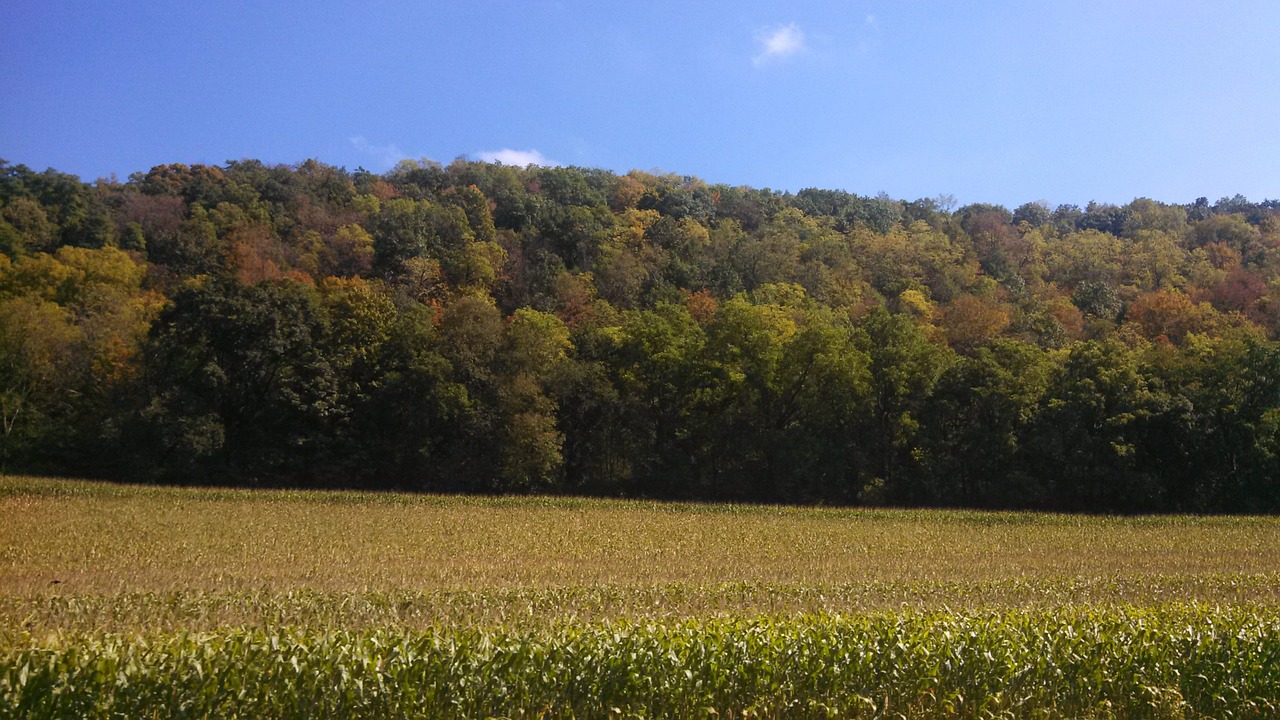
[4,606,1278,719]
[6,477,1280,718]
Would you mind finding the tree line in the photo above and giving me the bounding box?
[2,157,1280,512]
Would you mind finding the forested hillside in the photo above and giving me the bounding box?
[2,157,1279,512]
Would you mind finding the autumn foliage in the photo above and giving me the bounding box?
[2,157,1280,511]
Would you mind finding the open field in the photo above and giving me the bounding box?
[5,475,1280,596]
[5,474,1280,634]
[4,475,1280,717]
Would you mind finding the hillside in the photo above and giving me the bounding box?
[2,158,1279,511]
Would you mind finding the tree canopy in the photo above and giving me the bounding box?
[2,156,1279,512]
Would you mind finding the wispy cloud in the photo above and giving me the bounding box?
[753,23,806,67]
[349,136,409,170]
[857,15,879,56]
[477,148,559,167]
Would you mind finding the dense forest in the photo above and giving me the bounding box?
[2,157,1280,512]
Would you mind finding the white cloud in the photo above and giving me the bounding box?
[754,23,806,67]
[477,148,559,167]
[349,136,409,170]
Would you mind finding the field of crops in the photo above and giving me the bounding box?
[4,475,1280,717]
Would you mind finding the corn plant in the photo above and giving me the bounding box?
[4,606,1279,719]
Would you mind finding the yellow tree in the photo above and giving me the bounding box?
[940,294,1012,354]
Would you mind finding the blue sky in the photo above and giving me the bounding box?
[3,1,1278,209]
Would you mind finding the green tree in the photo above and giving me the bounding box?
[135,280,338,483]
[0,196,56,255]
[428,295,507,487]
[498,309,571,490]
[0,295,80,464]
[700,288,871,501]
[1028,340,1162,511]
[918,340,1050,506]
[1149,335,1280,511]
[0,246,160,471]
[372,198,471,277]
[852,308,952,503]
[340,300,463,487]
[606,302,711,496]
